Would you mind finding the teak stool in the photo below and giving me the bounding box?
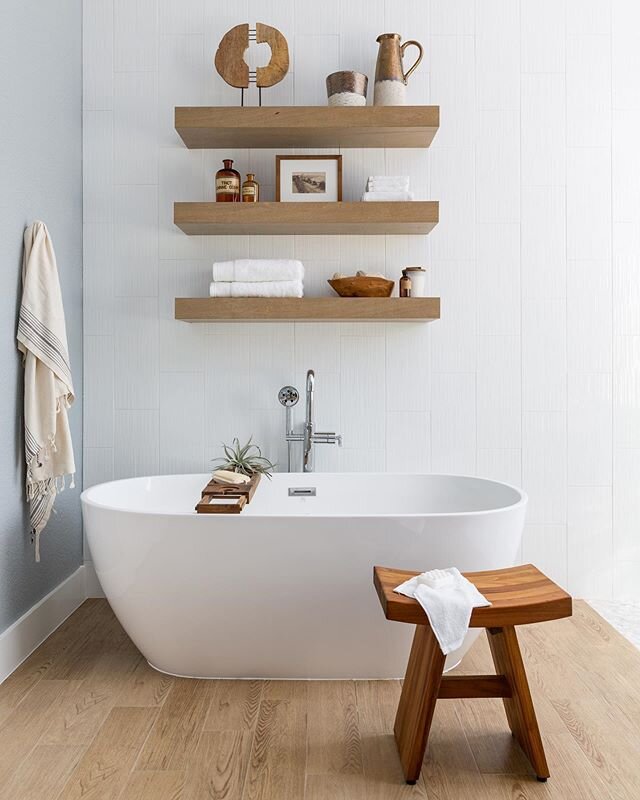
[374,564,572,785]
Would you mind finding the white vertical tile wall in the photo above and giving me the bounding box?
[83,0,640,600]
[568,486,613,598]
[114,72,159,185]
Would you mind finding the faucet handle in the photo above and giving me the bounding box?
[278,386,299,407]
[312,432,343,446]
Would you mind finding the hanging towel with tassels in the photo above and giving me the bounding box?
[17,222,75,561]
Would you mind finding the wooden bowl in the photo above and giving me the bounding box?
[328,276,395,298]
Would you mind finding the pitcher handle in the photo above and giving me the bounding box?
[400,40,424,84]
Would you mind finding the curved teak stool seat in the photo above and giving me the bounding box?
[373,564,572,786]
[375,564,572,628]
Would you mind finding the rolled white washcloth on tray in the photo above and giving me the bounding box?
[212,259,304,283]
[362,191,415,202]
[367,175,410,192]
[394,568,491,655]
[209,281,303,298]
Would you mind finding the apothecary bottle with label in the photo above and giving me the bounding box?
[242,173,259,202]
[215,159,241,202]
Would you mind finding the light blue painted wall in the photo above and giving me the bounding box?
[0,0,83,632]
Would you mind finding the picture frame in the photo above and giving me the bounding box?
[276,154,343,202]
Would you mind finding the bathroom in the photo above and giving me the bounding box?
[2,0,640,797]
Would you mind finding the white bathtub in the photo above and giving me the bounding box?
[81,473,527,679]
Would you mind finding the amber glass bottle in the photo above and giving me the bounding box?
[215,159,241,202]
[399,269,412,297]
[242,173,259,202]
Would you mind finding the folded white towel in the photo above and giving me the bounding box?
[362,191,415,202]
[367,184,410,193]
[367,175,410,190]
[212,259,304,283]
[209,281,303,298]
[367,186,410,195]
[394,568,491,655]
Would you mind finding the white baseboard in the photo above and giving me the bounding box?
[83,560,105,598]
[0,565,89,684]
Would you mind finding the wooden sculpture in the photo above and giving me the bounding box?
[214,23,289,105]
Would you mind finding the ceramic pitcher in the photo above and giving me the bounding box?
[374,33,424,105]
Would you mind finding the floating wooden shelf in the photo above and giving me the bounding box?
[174,201,438,235]
[175,106,440,149]
[175,297,440,323]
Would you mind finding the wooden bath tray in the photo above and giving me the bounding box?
[195,473,261,514]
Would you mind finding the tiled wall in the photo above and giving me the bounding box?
[83,0,640,600]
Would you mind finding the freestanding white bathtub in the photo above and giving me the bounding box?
[81,473,526,679]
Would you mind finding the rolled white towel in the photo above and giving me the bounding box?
[209,280,303,298]
[362,191,415,202]
[394,568,491,655]
[212,259,304,283]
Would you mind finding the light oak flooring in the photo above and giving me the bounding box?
[0,599,639,799]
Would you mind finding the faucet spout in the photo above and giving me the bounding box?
[279,369,341,473]
[303,370,315,472]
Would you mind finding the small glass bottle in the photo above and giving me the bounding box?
[215,159,241,202]
[242,173,259,203]
[399,269,412,297]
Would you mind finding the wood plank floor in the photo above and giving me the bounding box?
[0,599,638,799]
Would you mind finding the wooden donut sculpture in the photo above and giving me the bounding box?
[214,23,290,89]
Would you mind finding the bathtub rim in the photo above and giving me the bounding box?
[80,472,528,519]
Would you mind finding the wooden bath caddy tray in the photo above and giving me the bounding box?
[195,473,261,514]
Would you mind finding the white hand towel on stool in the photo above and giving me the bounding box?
[209,280,303,298]
[212,259,304,283]
[394,568,491,655]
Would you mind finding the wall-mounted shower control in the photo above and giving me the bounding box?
[278,386,299,407]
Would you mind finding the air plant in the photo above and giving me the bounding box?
[212,437,276,479]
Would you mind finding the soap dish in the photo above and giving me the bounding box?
[328,276,395,298]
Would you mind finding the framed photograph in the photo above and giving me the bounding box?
[276,155,342,202]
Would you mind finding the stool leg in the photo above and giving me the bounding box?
[486,626,550,781]
[394,625,446,784]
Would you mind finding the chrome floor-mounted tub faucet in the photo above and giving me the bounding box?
[278,369,342,472]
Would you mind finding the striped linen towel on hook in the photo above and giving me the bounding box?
[17,222,76,561]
